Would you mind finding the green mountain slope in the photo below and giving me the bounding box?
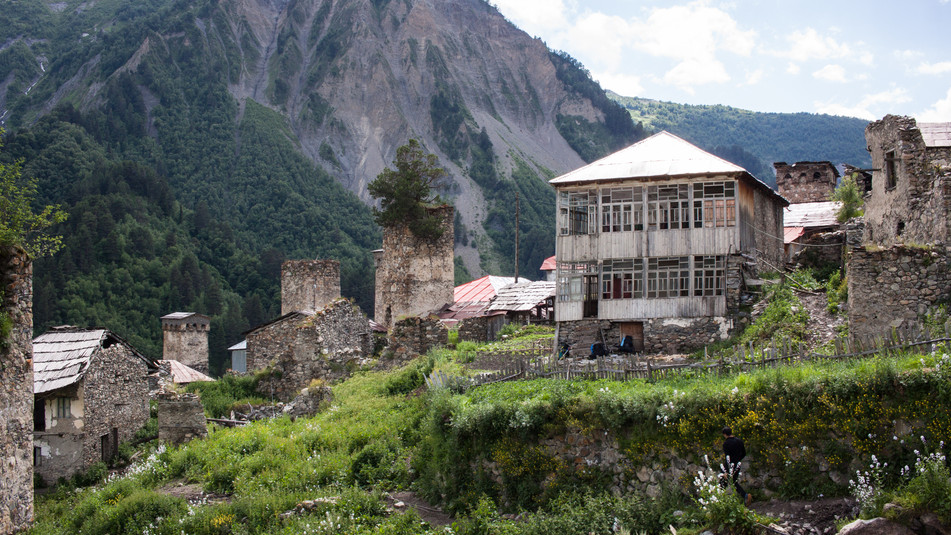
[610,92,872,185]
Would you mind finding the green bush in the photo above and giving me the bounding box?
[185,373,266,417]
[384,354,436,395]
[826,269,848,315]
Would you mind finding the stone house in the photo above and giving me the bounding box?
[245,299,373,400]
[1,246,33,532]
[773,161,839,204]
[550,131,788,354]
[783,201,843,267]
[33,327,151,483]
[161,312,210,374]
[373,205,454,328]
[863,116,951,246]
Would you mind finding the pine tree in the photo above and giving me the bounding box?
[367,139,447,240]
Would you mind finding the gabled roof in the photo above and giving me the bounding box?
[227,340,246,351]
[550,131,787,205]
[920,122,951,147]
[158,360,213,384]
[34,328,149,395]
[487,281,556,313]
[784,201,840,228]
[244,310,315,336]
[540,256,556,271]
[453,275,527,303]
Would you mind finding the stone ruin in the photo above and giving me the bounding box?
[0,246,33,533]
[773,161,840,204]
[281,259,341,315]
[157,391,207,445]
[373,205,454,328]
[384,315,449,365]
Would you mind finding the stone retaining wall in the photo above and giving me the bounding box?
[157,392,207,445]
[0,246,33,532]
[384,315,448,366]
[847,244,951,342]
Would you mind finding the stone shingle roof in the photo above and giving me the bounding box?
[33,328,149,394]
[487,281,556,312]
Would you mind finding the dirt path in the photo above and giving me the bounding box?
[796,289,846,349]
[753,497,859,535]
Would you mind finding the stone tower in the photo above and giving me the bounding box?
[374,205,454,327]
[0,246,34,533]
[161,312,210,374]
[281,259,341,315]
[773,161,840,204]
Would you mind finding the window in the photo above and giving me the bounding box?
[557,262,598,302]
[55,397,70,418]
[693,181,736,228]
[600,187,642,232]
[647,257,690,298]
[648,184,690,230]
[885,150,898,190]
[558,190,597,235]
[694,256,725,296]
[601,259,643,299]
[34,400,46,431]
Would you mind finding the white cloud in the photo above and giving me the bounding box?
[664,58,730,92]
[815,88,912,120]
[813,64,846,82]
[917,61,951,75]
[490,0,570,35]
[565,12,632,70]
[918,87,951,121]
[779,28,855,63]
[594,72,645,97]
[895,49,924,61]
[786,63,801,75]
[744,69,764,86]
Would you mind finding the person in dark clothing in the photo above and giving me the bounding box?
[720,426,752,506]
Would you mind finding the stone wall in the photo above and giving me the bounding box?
[374,206,454,327]
[281,259,341,315]
[556,316,733,356]
[457,315,506,343]
[385,315,448,365]
[248,299,373,400]
[790,231,844,271]
[157,392,207,445]
[752,184,787,272]
[162,315,210,374]
[774,161,838,204]
[864,115,951,247]
[847,244,951,342]
[0,246,33,532]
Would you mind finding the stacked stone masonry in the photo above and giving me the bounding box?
[247,299,373,401]
[281,260,341,315]
[0,246,33,533]
[157,392,207,445]
[34,344,150,483]
[385,315,449,365]
[863,115,951,247]
[374,206,454,327]
[162,314,210,374]
[774,161,839,204]
[847,244,951,342]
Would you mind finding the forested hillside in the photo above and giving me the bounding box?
[609,92,872,186]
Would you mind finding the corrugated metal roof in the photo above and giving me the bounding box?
[540,255,556,271]
[33,329,106,394]
[158,360,213,384]
[550,131,746,184]
[784,201,840,228]
[453,276,527,303]
[920,122,951,147]
[784,227,805,244]
[487,281,556,312]
[227,340,246,351]
[437,302,491,322]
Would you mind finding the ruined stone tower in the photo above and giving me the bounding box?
[773,161,840,204]
[0,246,34,532]
[281,259,341,314]
[374,205,454,328]
[161,312,210,374]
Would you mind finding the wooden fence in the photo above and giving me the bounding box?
[464,323,951,388]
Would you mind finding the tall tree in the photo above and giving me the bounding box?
[367,139,447,240]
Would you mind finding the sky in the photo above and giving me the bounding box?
[489,0,951,121]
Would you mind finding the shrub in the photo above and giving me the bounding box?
[185,373,266,418]
[384,354,436,395]
[826,269,848,315]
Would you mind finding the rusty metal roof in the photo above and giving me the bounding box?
[453,275,526,303]
[920,122,951,147]
[33,328,149,394]
[487,281,556,312]
[540,255,556,271]
[158,360,213,384]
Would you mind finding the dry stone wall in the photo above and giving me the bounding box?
[385,315,448,365]
[847,244,951,342]
[281,260,340,315]
[0,246,33,532]
[157,392,207,445]
[374,206,454,327]
[248,299,373,400]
